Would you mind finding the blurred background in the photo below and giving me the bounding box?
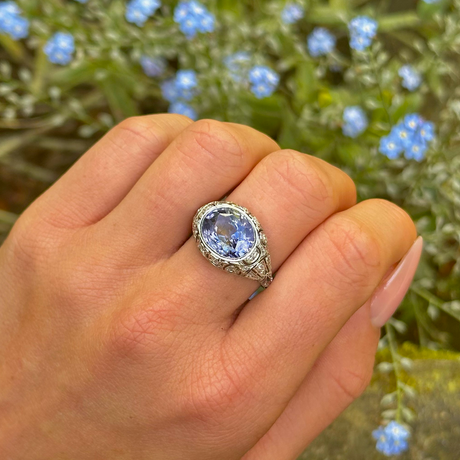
[0,0,459,457]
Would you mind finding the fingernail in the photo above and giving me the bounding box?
[370,236,423,328]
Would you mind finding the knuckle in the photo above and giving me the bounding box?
[109,291,190,359]
[180,350,250,423]
[261,150,336,216]
[322,215,382,288]
[5,212,58,266]
[113,116,165,152]
[329,361,374,403]
[178,119,246,170]
[368,198,414,230]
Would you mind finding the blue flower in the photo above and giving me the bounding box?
[422,0,440,3]
[175,69,198,99]
[342,106,368,138]
[281,3,304,24]
[224,51,251,82]
[161,69,198,103]
[168,101,197,120]
[348,16,377,51]
[125,0,160,27]
[379,114,435,160]
[74,0,88,3]
[399,65,422,91]
[418,121,435,142]
[161,79,180,102]
[404,113,422,131]
[405,141,427,161]
[0,2,29,40]
[373,421,410,456]
[140,56,166,77]
[248,65,280,99]
[307,27,336,57]
[173,1,215,39]
[392,124,412,148]
[379,134,404,159]
[44,32,75,65]
[349,16,378,38]
[349,34,372,51]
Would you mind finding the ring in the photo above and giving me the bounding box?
[192,201,273,287]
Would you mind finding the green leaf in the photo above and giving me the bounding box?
[0,34,26,62]
[379,12,420,32]
[100,76,138,121]
[293,60,317,108]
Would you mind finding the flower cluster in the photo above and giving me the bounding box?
[379,113,434,161]
[399,65,422,91]
[173,1,215,39]
[0,1,28,40]
[224,51,251,83]
[307,27,336,57]
[125,0,161,27]
[281,3,304,24]
[140,56,166,77]
[161,70,198,120]
[44,32,75,66]
[373,421,410,456]
[248,66,280,99]
[348,16,378,51]
[342,106,368,138]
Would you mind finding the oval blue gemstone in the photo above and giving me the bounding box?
[201,205,256,259]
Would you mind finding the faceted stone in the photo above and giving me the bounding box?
[201,205,256,259]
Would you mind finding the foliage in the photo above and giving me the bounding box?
[0,0,460,455]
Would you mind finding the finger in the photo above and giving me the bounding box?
[99,119,280,262]
[225,199,416,425]
[29,114,193,228]
[166,150,356,320]
[243,302,379,460]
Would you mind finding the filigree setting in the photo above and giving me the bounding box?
[192,201,273,288]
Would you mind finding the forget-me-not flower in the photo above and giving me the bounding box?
[0,1,29,40]
[373,421,410,456]
[348,16,378,51]
[307,27,336,57]
[125,0,161,27]
[161,79,180,102]
[342,106,368,138]
[248,65,280,99]
[173,1,215,39]
[399,65,422,91]
[379,113,435,161]
[140,56,166,77]
[281,3,304,24]
[379,134,404,159]
[418,121,435,142]
[169,101,197,120]
[161,70,198,101]
[44,32,75,65]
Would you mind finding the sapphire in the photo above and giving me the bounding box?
[201,204,256,259]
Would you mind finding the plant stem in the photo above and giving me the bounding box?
[385,323,403,423]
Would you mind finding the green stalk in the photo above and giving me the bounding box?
[385,323,404,423]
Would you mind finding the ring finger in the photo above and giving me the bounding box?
[165,149,357,321]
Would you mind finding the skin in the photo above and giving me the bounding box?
[0,115,417,460]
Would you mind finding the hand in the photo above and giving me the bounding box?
[0,115,418,459]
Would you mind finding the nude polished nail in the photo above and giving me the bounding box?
[370,236,423,328]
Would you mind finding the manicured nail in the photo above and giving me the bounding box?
[370,236,423,328]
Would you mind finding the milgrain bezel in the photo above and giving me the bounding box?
[192,201,273,287]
